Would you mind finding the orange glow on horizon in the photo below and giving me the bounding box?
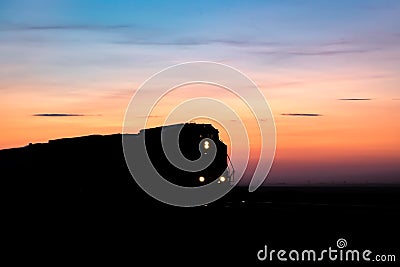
[1,74,399,185]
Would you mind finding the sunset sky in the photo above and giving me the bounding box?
[0,0,399,184]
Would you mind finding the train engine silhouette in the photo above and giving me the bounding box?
[139,123,233,187]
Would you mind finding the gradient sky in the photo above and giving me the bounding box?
[0,0,399,184]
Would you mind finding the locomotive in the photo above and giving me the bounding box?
[138,123,234,187]
[0,123,233,200]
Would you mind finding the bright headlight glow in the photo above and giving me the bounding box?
[199,176,205,182]
[219,176,226,182]
[204,141,210,150]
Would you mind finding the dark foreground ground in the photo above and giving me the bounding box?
[9,185,399,266]
[2,134,399,265]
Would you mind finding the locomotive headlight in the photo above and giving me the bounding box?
[219,176,226,183]
[204,140,210,150]
[199,176,205,182]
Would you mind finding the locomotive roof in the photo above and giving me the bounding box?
[139,123,219,134]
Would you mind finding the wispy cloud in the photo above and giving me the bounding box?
[33,113,90,117]
[115,36,279,47]
[281,113,322,117]
[255,47,374,57]
[136,115,162,118]
[287,49,371,56]
[338,98,372,101]
[1,24,134,32]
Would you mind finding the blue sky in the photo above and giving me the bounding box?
[0,1,398,81]
[1,1,399,44]
[1,0,399,76]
